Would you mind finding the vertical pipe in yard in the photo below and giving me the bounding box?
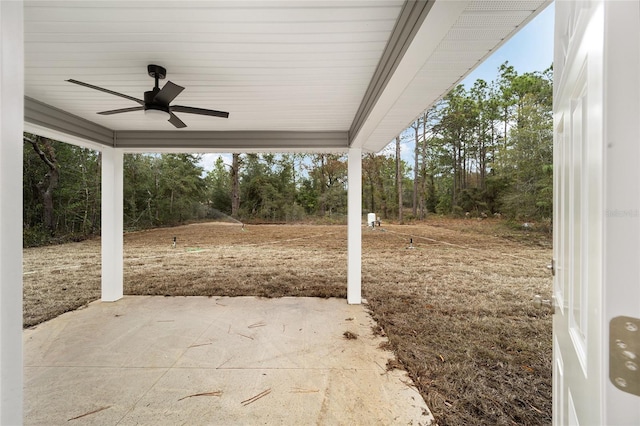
[101,147,124,301]
[0,1,23,423]
[347,147,362,304]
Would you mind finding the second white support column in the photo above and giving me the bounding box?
[347,147,362,304]
[101,147,124,302]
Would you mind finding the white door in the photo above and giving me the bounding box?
[553,1,640,425]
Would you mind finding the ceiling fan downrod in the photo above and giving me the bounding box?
[147,64,166,86]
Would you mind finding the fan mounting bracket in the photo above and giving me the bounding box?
[147,64,166,80]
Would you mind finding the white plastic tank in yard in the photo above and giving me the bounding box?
[367,213,376,227]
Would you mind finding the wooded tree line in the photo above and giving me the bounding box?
[23,62,552,246]
[409,62,553,220]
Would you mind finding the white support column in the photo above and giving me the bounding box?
[0,1,23,424]
[347,147,362,304]
[101,147,124,301]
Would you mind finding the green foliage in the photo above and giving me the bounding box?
[23,135,100,246]
[239,154,310,221]
[122,153,206,228]
[297,178,318,214]
[23,224,50,247]
[24,147,209,245]
[161,154,205,222]
[23,62,554,245]
[123,153,154,228]
[205,157,232,215]
[418,61,553,220]
[497,86,553,219]
[363,153,405,219]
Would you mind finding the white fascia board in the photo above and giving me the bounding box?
[114,130,349,152]
[24,122,111,152]
[351,0,469,150]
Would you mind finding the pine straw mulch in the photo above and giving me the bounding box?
[22,218,552,425]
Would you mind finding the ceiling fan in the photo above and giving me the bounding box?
[67,64,229,128]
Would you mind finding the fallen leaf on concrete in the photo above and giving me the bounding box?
[290,387,319,394]
[188,342,213,348]
[68,406,110,421]
[236,332,254,340]
[241,388,272,406]
[178,391,223,401]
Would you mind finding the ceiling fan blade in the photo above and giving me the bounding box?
[172,105,229,118]
[97,106,144,115]
[168,112,187,129]
[67,79,144,105]
[154,81,184,105]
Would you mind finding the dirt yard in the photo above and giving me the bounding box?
[23,218,553,425]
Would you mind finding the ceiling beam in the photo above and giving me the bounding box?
[348,0,434,147]
[25,96,114,147]
[114,130,348,152]
[25,97,347,152]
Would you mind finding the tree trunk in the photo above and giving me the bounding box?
[318,155,327,216]
[420,112,429,218]
[373,156,388,219]
[365,154,376,212]
[452,137,458,209]
[93,151,101,233]
[480,133,486,189]
[503,105,509,153]
[369,175,375,212]
[25,135,59,234]
[412,120,419,217]
[231,153,240,217]
[396,136,403,224]
[128,158,138,227]
[81,156,90,233]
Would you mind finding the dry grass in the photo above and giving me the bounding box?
[362,222,552,425]
[122,223,348,298]
[23,218,552,425]
[23,241,102,326]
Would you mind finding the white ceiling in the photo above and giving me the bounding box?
[24,0,549,152]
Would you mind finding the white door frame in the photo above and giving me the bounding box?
[601,1,640,423]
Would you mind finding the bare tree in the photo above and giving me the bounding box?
[396,136,403,224]
[411,118,421,217]
[231,153,241,217]
[24,134,59,234]
[420,111,429,219]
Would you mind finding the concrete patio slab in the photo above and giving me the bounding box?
[24,296,434,425]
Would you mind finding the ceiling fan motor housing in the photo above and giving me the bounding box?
[144,89,169,113]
